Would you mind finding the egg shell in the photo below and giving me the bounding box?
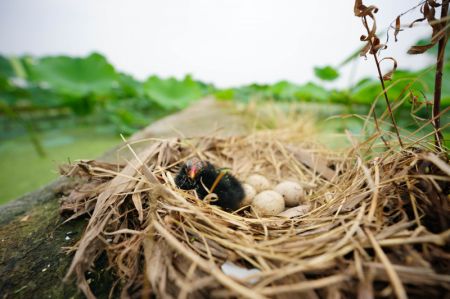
[274,181,304,207]
[241,184,256,206]
[252,190,285,216]
[246,174,271,192]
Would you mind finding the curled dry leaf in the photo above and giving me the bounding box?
[408,44,435,55]
[360,41,371,57]
[380,57,398,81]
[370,37,387,54]
[356,0,385,57]
[409,17,426,28]
[394,16,402,42]
[427,0,441,8]
[407,1,445,55]
[354,0,378,17]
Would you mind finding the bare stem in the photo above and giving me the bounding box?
[363,16,404,148]
[372,105,390,148]
[433,0,449,151]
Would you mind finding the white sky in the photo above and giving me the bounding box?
[0,0,434,88]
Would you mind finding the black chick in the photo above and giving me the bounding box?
[175,158,244,211]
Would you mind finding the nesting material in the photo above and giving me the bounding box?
[59,123,450,299]
[278,204,311,218]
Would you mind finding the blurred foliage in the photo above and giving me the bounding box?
[0,53,213,139]
[27,53,117,98]
[0,40,448,155]
[144,75,206,110]
[215,50,450,113]
[213,64,449,106]
[314,65,340,81]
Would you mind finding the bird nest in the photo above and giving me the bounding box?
[60,122,450,299]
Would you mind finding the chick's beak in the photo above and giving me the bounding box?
[188,166,197,180]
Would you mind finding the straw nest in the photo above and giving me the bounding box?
[60,119,450,299]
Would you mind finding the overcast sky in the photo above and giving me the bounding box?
[0,0,433,88]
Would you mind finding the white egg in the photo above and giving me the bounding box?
[274,181,305,207]
[246,174,271,192]
[252,190,285,216]
[241,184,256,206]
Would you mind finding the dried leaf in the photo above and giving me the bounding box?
[424,2,437,24]
[372,43,387,54]
[354,0,363,16]
[408,44,434,54]
[286,146,336,181]
[407,3,444,56]
[132,179,146,223]
[354,0,378,17]
[409,17,426,28]
[278,205,311,218]
[380,57,398,81]
[427,0,441,8]
[360,41,371,57]
[394,16,401,42]
[369,37,386,55]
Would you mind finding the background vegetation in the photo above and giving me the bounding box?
[0,37,448,203]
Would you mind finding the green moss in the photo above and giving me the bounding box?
[0,200,83,298]
[0,197,117,298]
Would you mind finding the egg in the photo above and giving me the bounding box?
[274,181,304,207]
[241,184,256,206]
[246,174,271,192]
[252,190,285,216]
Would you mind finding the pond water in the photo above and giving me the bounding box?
[0,126,120,204]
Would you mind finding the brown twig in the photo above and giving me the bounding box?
[433,0,449,151]
[363,16,404,148]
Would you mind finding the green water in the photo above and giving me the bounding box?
[0,127,120,204]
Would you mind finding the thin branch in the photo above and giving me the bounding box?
[363,16,404,148]
[433,0,449,151]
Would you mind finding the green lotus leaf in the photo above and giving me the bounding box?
[143,75,203,109]
[28,53,117,97]
[314,65,340,81]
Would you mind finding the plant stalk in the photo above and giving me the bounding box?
[433,0,449,151]
[363,16,404,148]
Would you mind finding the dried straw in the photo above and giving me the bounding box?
[60,116,450,299]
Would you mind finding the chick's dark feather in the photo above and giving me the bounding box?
[175,160,244,211]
